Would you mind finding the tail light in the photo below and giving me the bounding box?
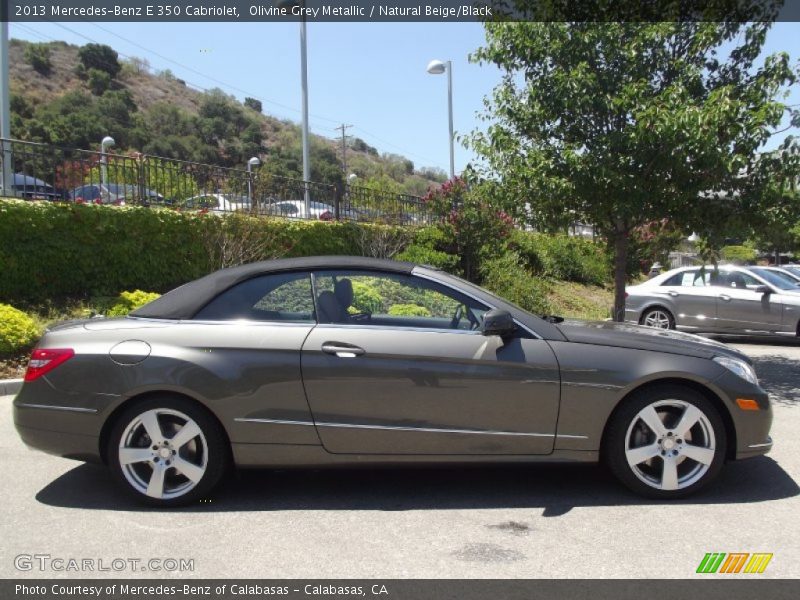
[24,348,75,382]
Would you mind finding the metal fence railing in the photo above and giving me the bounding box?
[0,138,435,225]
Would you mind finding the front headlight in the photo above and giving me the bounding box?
[713,356,758,385]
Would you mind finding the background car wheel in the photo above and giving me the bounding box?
[604,385,726,499]
[641,307,675,330]
[108,397,229,507]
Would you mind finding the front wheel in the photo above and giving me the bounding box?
[641,307,675,330]
[108,397,229,507]
[604,386,726,499]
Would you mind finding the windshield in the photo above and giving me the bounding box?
[748,268,800,290]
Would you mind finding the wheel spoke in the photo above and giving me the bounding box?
[638,405,667,437]
[626,443,660,466]
[173,458,204,483]
[673,404,703,438]
[139,410,164,445]
[146,465,166,498]
[681,443,715,465]
[170,420,202,449]
[119,447,152,465]
[661,455,679,490]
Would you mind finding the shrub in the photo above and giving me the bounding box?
[721,245,757,264]
[395,244,460,273]
[24,43,52,74]
[78,43,121,79]
[87,68,112,95]
[350,281,384,314]
[480,252,552,315]
[107,290,161,316]
[509,230,609,286]
[387,304,431,317]
[0,304,40,354]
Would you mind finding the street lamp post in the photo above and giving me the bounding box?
[100,136,115,193]
[247,156,261,209]
[277,0,311,215]
[426,59,455,180]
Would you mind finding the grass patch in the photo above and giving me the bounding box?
[547,281,613,321]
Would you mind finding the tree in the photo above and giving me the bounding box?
[470,15,797,320]
[244,97,263,113]
[78,43,121,79]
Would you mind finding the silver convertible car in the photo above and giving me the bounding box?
[14,257,772,506]
[625,265,800,336]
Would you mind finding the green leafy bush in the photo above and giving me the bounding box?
[24,43,51,74]
[480,252,552,315]
[387,304,431,317]
[509,230,609,286]
[350,281,383,314]
[721,245,757,264]
[107,290,161,316]
[0,304,40,354]
[396,244,460,273]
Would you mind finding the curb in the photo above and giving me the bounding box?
[0,379,22,396]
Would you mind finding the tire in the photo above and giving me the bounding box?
[107,396,229,507]
[640,307,675,330]
[604,385,726,499]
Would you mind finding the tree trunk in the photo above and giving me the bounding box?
[612,231,629,322]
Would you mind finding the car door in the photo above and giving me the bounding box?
[301,270,561,455]
[715,270,783,331]
[659,269,719,330]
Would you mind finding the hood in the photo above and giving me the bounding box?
[556,320,750,362]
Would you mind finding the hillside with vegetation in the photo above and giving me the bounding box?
[8,39,447,195]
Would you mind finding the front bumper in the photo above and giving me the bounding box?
[710,369,773,460]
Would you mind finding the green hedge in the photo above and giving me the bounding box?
[0,200,386,304]
[0,199,611,307]
[0,303,40,354]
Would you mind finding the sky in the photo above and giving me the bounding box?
[9,21,800,174]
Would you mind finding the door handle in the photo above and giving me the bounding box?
[321,342,365,358]
[668,291,679,297]
[719,294,731,302]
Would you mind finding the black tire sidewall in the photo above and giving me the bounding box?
[107,396,228,507]
[604,385,727,499]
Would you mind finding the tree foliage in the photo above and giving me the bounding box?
[77,43,121,79]
[24,43,52,75]
[470,16,798,319]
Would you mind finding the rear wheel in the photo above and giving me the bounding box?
[641,307,675,330]
[108,397,228,507]
[604,385,726,499]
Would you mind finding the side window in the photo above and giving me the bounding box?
[721,271,759,290]
[312,270,489,331]
[663,271,709,287]
[194,272,315,322]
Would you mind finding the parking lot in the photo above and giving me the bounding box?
[0,338,797,579]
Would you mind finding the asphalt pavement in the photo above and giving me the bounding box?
[0,340,798,579]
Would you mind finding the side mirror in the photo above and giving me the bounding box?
[481,309,516,338]
[755,285,772,295]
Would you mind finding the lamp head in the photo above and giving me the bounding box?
[426,59,447,75]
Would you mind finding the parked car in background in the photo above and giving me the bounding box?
[265,200,361,221]
[625,265,800,336]
[745,266,800,289]
[11,173,62,200]
[781,264,800,280]
[182,193,252,214]
[69,183,168,206]
[13,256,772,506]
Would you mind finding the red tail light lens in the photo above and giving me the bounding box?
[24,348,75,382]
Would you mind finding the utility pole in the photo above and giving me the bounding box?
[335,124,352,177]
[0,12,13,197]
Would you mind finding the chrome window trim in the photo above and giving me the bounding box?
[234,417,586,439]
[312,323,483,336]
[16,403,98,414]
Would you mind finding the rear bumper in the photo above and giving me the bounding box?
[15,423,101,463]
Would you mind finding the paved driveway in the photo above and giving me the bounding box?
[0,340,797,579]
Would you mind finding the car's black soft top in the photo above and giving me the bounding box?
[130,256,416,320]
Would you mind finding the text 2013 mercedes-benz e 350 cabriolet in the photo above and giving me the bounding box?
[14,257,772,506]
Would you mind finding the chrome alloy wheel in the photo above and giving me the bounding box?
[624,400,716,491]
[118,408,208,500]
[643,310,672,329]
